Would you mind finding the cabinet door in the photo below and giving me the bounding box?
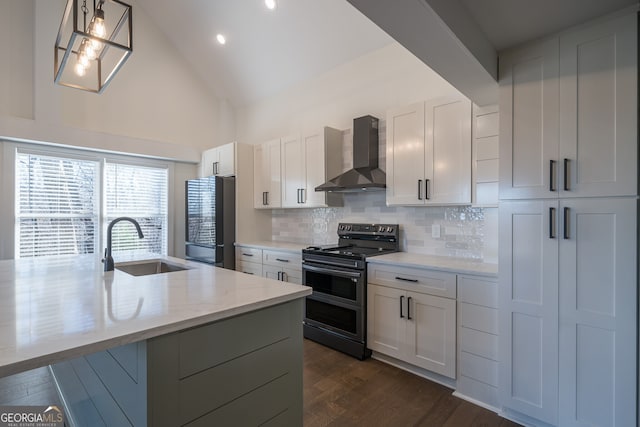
[280,135,304,208]
[262,265,301,284]
[367,284,405,360]
[302,131,326,207]
[499,200,558,424]
[216,142,236,177]
[405,292,456,378]
[425,96,471,204]
[499,38,559,200]
[559,13,637,198]
[253,139,281,209]
[253,144,267,208]
[558,198,637,427]
[200,147,219,177]
[386,102,426,206]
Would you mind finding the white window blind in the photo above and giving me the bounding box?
[105,162,168,257]
[16,153,99,258]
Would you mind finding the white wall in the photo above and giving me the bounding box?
[0,0,229,162]
[236,43,464,143]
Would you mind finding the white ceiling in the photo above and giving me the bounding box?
[136,0,638,108]
[135,0,393,108]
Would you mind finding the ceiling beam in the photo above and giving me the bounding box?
[347,0,499,106]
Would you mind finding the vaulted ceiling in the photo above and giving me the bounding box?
[137,0,638,108]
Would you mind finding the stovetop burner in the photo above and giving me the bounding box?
[303,223,400,261]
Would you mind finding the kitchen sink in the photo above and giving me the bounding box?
[115,260,191,276]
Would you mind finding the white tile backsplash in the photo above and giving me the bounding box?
[271,192,498,263]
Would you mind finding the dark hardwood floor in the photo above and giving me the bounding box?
[304,339,520,427]
[0,366,62,407]
[1,340,520,427]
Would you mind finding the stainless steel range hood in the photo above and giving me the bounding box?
[315,115,386,192]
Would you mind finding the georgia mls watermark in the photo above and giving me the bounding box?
[0,406,64,427]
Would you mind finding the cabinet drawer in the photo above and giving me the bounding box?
[458,276,498,308]
[459,350,499,387]
[236,247,263,261]
[459,302,498,335]
[263,250,302,267]
[459,327,498,361]
[236,261,262,276]
[367,264,456,298]
[456,376,499,409]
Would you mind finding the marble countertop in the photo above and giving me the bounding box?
[368,252,498,277]
[235,241,309,253]
[0,255,310,378]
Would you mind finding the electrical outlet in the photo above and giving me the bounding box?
[431,224,441,238]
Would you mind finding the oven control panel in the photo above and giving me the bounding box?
[337,223,398,237]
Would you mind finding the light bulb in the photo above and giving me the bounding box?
[75,62,87,76]
[90,38,104,52]
[216,34,226,45]
[265,0,277,10]
[89,9,106,38]
[85,43,97,60]
[92,19,106,38]
[77,53,90,67]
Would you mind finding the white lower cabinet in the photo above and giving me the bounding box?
[367,265,456,379]
[235,245,302,285]
[262,249,302,284]
[499,198,637,426]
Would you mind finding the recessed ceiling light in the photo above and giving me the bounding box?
[265,0,277,10]
[216,34,226,45]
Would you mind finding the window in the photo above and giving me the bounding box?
[105,162,168,257]
[15,149,170,259]
[16,153,99,258]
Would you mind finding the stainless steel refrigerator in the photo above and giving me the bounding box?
[185,176,235,269]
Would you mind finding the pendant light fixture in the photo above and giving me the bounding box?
[54,0,132,94]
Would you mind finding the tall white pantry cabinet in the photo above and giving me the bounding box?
[498,11,637,427]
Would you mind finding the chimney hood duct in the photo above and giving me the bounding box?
[315,115,386,193]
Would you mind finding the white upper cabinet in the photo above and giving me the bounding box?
[260,127,343,209]
[253,138,281,209]
[500,13,637,200]
[300,128,343,208]
[280,134,304,208]
[386,96,471,206]
[559,13,637,198]
[200,142,236,177]
[280,128,342,208]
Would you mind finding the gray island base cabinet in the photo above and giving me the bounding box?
[50,300,303,427]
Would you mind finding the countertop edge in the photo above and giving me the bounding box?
[235,241,307,253]
[367,255,498,278]
[0,289,310,378]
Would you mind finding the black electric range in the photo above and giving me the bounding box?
[301,223,399,359]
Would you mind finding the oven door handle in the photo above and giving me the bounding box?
[303,258,361,270]
[303,264,362,279]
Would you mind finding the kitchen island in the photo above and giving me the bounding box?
[0,255,311,426]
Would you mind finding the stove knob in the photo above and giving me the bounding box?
[378,226,384,232]
[339,225,345,230]
[387,226,393,233]
[346,225,352,231]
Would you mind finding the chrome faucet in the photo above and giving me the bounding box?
[103,217,144,272]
